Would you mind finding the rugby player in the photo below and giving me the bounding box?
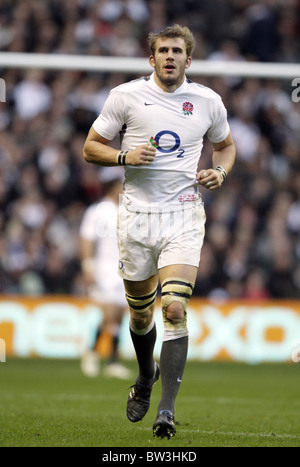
[83,24,236,438]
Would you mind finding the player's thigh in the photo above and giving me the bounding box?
[123,274,159,296]
[159,264,198,286]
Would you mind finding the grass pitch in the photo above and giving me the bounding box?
[0,358,299,447]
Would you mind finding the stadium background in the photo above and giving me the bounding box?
[0,0,300,362]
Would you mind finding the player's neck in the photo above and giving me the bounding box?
[153,73,185,93]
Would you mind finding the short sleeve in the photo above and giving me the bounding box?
[92,89,125,140]
[206,96,230,143]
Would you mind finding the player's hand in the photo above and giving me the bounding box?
[81,258,96,287]
[196,169,223,190]
[126,142,157,166]
[82,269,96,287]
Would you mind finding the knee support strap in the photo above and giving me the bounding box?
[125,287,157,313]
[161,277,194,331]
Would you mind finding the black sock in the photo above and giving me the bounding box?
[91,325,103,350]
[157,336,188,415]
[130,322,157,385]
[109,333,120,364]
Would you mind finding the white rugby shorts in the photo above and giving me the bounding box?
[117,197,206,281]
[88,273,127,307]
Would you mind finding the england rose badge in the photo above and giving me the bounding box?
[182,101,193,115]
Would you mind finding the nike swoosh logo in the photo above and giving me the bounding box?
[144,102,155,106]
[177,377,182,383]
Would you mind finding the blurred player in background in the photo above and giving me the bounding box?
[79,167,132,380]
[83,25,235,438]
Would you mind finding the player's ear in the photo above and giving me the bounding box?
[149,55,155,68]
[185,57,192,70]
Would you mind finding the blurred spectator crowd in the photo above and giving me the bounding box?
[0,0,300,299]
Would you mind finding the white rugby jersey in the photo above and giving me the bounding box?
[79,199,120,283]
[93,73,229,208]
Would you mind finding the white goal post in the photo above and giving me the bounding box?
[0,52,299,79]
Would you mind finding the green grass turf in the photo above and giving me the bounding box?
[0,358,299,447]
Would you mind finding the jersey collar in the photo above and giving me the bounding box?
[149,72,188,95]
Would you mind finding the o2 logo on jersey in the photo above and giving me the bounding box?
[154,130,185,158]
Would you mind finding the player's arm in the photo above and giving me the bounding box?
[83,127,156,167]
[197,130,236,190]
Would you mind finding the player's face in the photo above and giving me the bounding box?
[149,37,192,92]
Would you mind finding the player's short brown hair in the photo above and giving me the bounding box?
[148,24,196,57]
